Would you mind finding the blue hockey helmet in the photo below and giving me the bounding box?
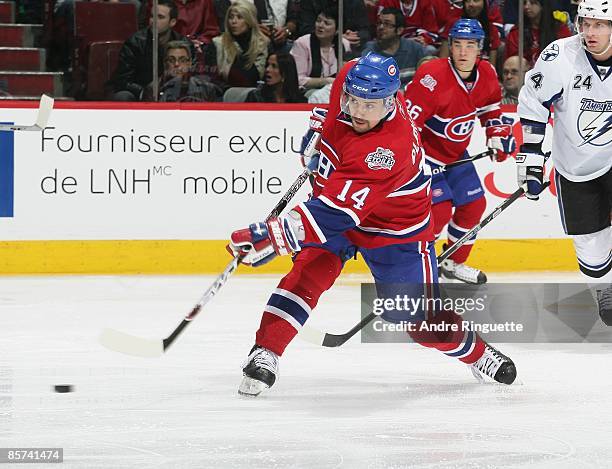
[448,18,485,49]
[344,52,401,100]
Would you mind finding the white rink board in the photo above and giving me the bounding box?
[0,106,563,240]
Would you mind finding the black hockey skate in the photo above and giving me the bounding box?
[238,345,279,397]
[597,285,612,326]
[470,344,516,385]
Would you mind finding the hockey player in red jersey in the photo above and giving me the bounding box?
[228,53,516,397]
[404,18,516,284]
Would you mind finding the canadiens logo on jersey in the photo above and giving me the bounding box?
[577,98,612,147]
[365,147,395,170]
[427,112,476,142]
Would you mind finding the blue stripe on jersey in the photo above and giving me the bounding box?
[267,291,311,326]
[578,251,612,271]
[302,198,357,242]
[389,169,430,197]
[519,118,546,136]
[445,330,475,358]
[424,115,449,137]
[447,222,476,243]
[355,214,431,240]
[542,89,564,110]
[586,51,612,81]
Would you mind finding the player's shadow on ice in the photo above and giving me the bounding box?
[262,378,489,418]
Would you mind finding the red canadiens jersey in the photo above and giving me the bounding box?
[294,61,434,249]
[377,0,439,44]
[440,12,502,55]
[439,3,504,40]
[403,57,502,165]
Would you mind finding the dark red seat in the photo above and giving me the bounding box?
[73,2,137,99]
[85,41,123,100]
[0,1,15,23]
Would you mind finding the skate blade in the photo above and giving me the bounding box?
[238,376,269,397]
[469,366,522,385]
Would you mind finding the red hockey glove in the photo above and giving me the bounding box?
[486,124,516,162]
[227,218,300,267]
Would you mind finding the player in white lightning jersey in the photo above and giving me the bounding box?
[517,0,612,323]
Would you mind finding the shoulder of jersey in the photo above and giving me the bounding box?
[417,57,448,76]
[477,58,499,78]
[539,35,578,63]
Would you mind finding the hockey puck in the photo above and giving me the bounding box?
[53,385,74,393]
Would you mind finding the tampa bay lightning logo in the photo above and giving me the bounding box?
[577,98,612,147]
[541,43,559,62]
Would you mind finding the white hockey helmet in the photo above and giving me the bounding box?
[577,0,612,21]
[576,0,612,55]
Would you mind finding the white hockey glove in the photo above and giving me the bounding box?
[485,124,516,162]
[516,143,546,201]
[299,107,327,170]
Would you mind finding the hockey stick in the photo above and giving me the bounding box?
[100,166,313,357]
[299,180,551,348]
[0,95,54,131]
[430,149,494,175]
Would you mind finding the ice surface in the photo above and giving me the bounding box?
[1,272,611,468]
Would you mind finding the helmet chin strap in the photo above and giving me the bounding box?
[577,19,612,57]
[578,32,612,56]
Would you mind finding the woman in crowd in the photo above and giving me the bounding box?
[214,0,298,52]
[504,0,572,65]
[246,52,306,103]
[206,0,269,88]
[290,7,351,91]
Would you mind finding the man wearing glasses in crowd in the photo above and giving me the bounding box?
[362,7,429,79]
[501,55,531,105]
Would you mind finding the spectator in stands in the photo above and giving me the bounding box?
[214,0,298,53]
[290,7,351,91]
[501,55,529,105]
[298,0,370,52]
[504,0,572,66]
[439,0,502,65]
[416,54,436,69]
[140,0,219,48]
[503,0,575,26]
[362,8,427,71]
[376,0,441,53]
[144,40,222,101]
[49,0,140,72]
[246,52,307,102]
[205,0,269,88]
[431,0,464,37]
[110,0,194,101]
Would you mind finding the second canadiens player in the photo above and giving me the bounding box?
[404,18,516,284]
[227,53,517,397]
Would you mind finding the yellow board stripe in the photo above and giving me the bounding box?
[0,239,576,275]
